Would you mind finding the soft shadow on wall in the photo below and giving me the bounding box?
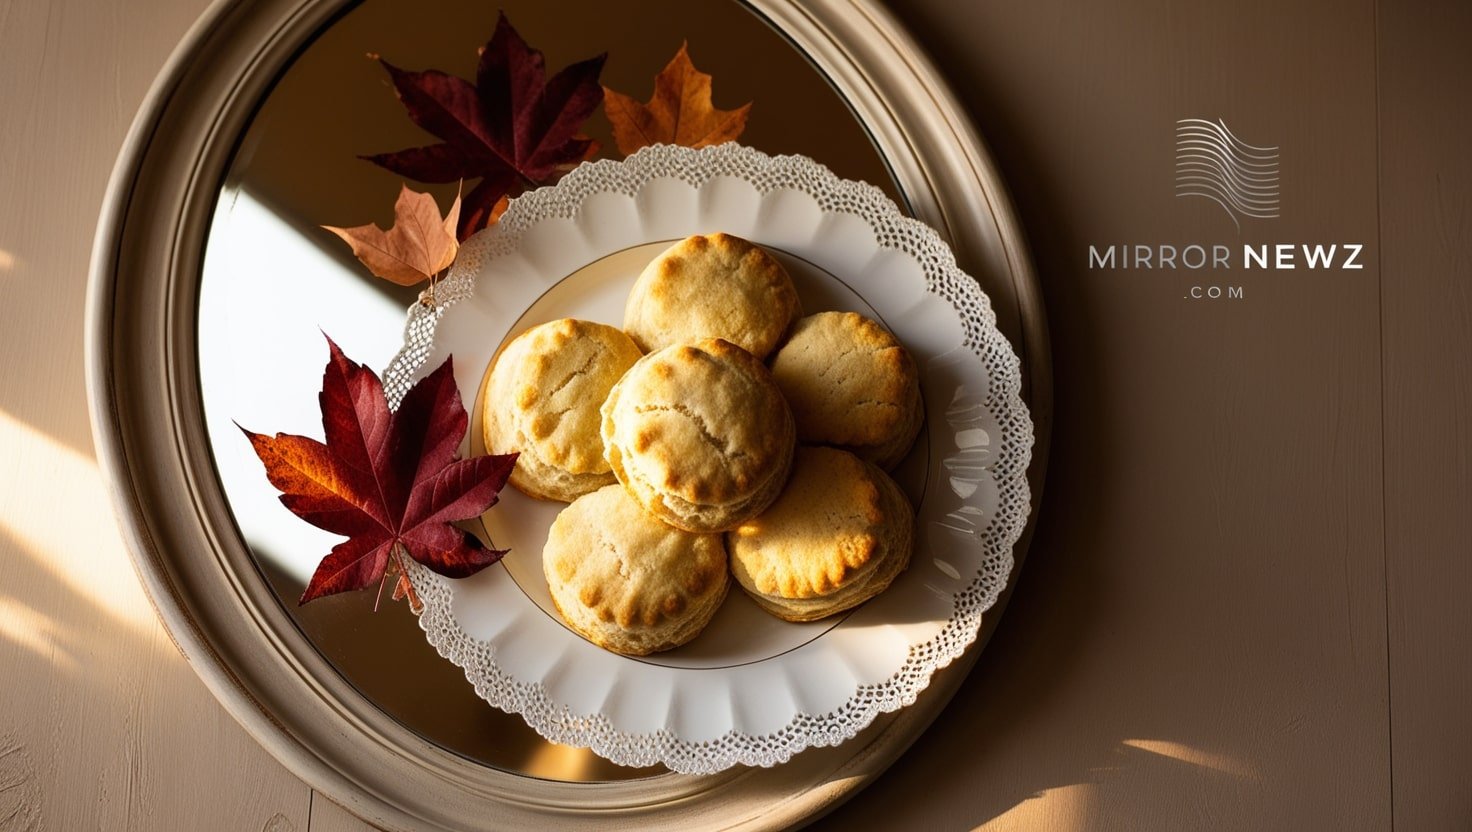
[815,1,1290,829]
[0,409,313,829]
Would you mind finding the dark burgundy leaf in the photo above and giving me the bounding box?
[378,63,497,158]
[363,13,605,239]
[404,453,517,531]
[241,334,518,606]
[299,530,396,604]
[393,355,468,489]
[319,336,393,525]
[402,525,507,580]
[475,15,605,179]
[363,142,480,184]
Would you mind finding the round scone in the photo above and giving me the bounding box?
[728,446,914,622]
[601,338,795,532]
[544,485,729,655]
[769,311,924,470]
[483,318,643,502]
[624,232,801,359]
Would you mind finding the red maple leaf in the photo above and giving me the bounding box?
[363,13,606,240]
[240,335,517,606]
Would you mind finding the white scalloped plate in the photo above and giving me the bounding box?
[388,144,1033,775]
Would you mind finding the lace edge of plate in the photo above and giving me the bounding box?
[381,143,1035,775]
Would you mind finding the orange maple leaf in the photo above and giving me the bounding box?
[324,184,461,287]
[603,43,752,155]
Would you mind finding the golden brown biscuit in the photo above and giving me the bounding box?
[624,233,801,359]
[483,318,643,502]
[601,338,795,532]
[543,485,729,655]
[769,311,923,470]
[727,446,914,622]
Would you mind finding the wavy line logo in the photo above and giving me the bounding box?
[1175,118,1279,229]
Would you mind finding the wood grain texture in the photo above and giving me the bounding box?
[0,0,311,829]
[1376,0,1472,827]
[310,793,380,832]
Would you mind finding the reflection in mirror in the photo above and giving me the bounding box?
[198,0,902,782]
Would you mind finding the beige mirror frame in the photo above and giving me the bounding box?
[85,0,1051,828]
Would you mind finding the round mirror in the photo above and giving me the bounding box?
[198,0,901,782]
[89,0,1048,826]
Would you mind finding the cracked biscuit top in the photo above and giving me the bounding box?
[769,311,923,470]
[483,318,643,501]
[543,484,728,655]
[623,233,801,360]
[729,446,887,598]
[602,338,792,508]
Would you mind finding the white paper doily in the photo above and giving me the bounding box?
[380,144,1033,775]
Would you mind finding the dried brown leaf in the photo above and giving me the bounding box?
[603,43,752,155]
[324,184,461,287]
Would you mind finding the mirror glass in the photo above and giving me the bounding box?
[197,0,902,782]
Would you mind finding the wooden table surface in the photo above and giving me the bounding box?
[1,0,1467,829]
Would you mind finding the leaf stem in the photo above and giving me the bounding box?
[373,569,390,613]
[391,542,424,614]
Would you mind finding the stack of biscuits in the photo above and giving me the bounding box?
[483,232,923,655]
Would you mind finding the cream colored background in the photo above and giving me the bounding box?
[2,0,1469,829]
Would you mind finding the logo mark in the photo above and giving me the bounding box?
[1175,118,1279,229]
